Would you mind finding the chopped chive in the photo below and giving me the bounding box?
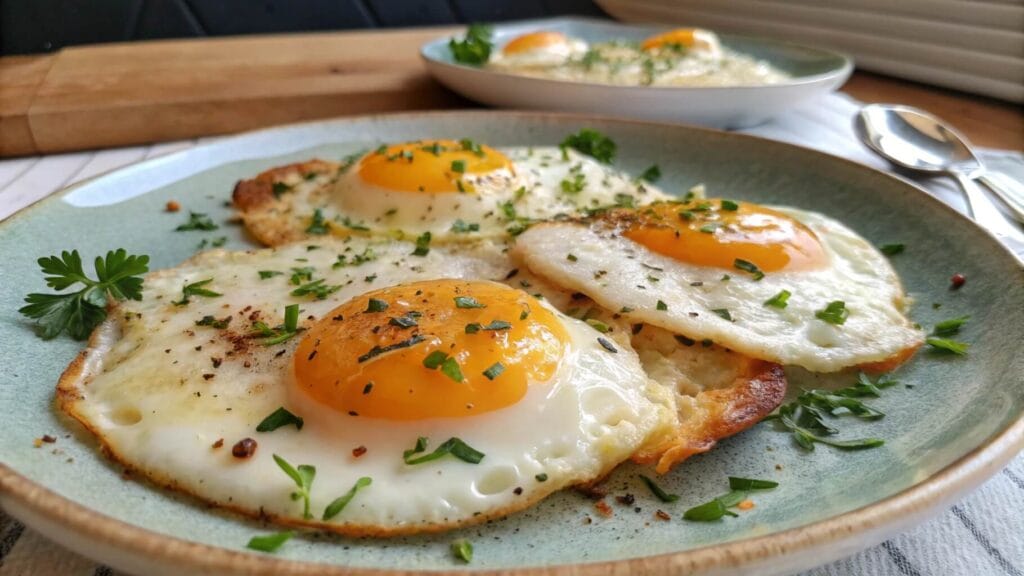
[763,290,791,309]
[357,334,426,363]
[815,301,848,325]
[451,159,466,173]
[640,475,679,502]
[656,300,668,311]
[440,357,464,382]
[412,232,432,256]
[246,531,294,553]
[640,164,661,183]
[926,337,969,355]
[482,362,505,380]
[711,308,733,321]
[879,243,905,256]
[256,407,304,432]
[932,315,969,337]
[733,258,764,280]
[728,477,778,490]
[720,199,740,211]
[258,270,283,279]
[451,539,473,563]
[454,295,486,309]
[423,350,448,369]
[403,437,485,465]
[585,318,611,333]
[365,298,388,312]
[535,473,548,482]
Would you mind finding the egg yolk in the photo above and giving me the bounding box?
[293,280,569,420]
[357,140,514,194]
[503,31,570,55]
[618,200,826,272]
[641,28,705,51]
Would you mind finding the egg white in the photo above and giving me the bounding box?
[58,238,676,534]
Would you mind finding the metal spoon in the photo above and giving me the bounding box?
[855,104,1024,252]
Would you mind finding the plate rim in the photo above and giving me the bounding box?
[419,16,855,93]
[1,109,1022,575]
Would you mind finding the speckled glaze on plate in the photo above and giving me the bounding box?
[0,112,1021,576]
[421,17,853,128]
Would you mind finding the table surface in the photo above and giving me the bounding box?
[0,26,1023,576]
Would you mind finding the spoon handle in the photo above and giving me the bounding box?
[976,171,1024,224]
[952,172,1024,256]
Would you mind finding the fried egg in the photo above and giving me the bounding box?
[232,142,669,246]
[503,266,786,475]
[512,199,924,372]
[58,237,676,535]
[490,31,589,68]
[641,28,722,58]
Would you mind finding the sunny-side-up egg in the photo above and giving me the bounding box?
[489,31,589,69]
[231,140,670,246]
[58,237,677,535]
[641,28,722,59]
[502,266,786,475]
[512,198,925,373]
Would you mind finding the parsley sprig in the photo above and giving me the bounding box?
[560,129,616,164]
[403,436,485,465]
[449,23,493,65]
[20,249,149,340]
[272,454,315,519]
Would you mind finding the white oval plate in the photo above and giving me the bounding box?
[421,17,853,129]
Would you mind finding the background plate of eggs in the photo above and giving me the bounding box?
[0,111,1021,576]
[421,16,852,129]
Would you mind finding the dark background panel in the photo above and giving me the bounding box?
[0,0,606,55]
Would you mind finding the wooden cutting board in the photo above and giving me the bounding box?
[0,26,468,157]
[1,25,1021,158]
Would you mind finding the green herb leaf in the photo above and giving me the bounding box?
[815,301,848,325]
[727,477,778,490]
[450,219,479,233]
[585,318,611,333]
[175,212,218,231]
[173,278,221,306]
[389,315,418,328]
[423,350,449,369]
[195,315,231,329]
[246,531,294,553]
[272,454,316,519]
[683,498,733,522]
[733,258,764,280]
[451,539,474,563]
[333,247,376,268]
[272,182,292,198]
[720,199,740,211]
[440,357,464,382]
[403,437,485,465]
[879,243,905,256]
[640,164,661,183]
[322,477,372,520]
[258,270,283,279]
[932,315,969,337]
[535,473,548,482]
[256,407,304,432]
[699,223,720,234]
[454,295,486,309]
[252,304,303,345]
[482,362,505,380]
[358,334,426,363]
[656,300,668,311]
[450,159,466,173]
[560,172,586,194]
[449,23,493,66]
[305,208,330,235]
[640,475,680,503]
[412,232,432,257]
[926,336,970,355]
[560,129,616,164]
[19,249,150,340]
[716,490,747,508]
[763,290,791,309]
[365,298,388,312]
[291,278,340,300]
[711,308,733,321]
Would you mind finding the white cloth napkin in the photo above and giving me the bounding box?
[0,93,1021,576]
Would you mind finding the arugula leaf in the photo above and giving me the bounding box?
[322,477,372,521]
[449,23,493,65]
[560,129,616,164]
[272,454,316,519]
[20,249,149,340]
[246,531,293,553]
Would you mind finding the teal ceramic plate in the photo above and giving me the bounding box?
[421,17,853,128]
[1,112,1021,576]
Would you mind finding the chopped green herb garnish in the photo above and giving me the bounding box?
[566,253,578,262]
[272,454,315,519]
[339,216,370,231]
[451,539,473,563]
[423,350,449,369]
[926,337,969,355]
[358,334,426,363]
[246,531,293,553]
[450,159,466,174]
[291,278,340,300]
[656,300,668,311]
[256,407,304,432]
[454,295,486,309]
[195,314,231,329]
[412,232,432,256]
[322,477,372,521]
[733,258,764,280]
[560,128,616,164]
[815,301,848,325]
[699,223,720,234]
[720,199,740,211]
[535,473,548,482]
[173,278,221,306]
[175,212,218,231]
[450,219,479,233]
[258,270,283,279]
[403,437,485,465]
[728,477,779,490]
[640,475,679,502]
[880,243,905,256]
[389,315,418,328]
[365,298,388,312]
[482,362,505,380]
[640,164,661,183]
[333,247,376,268]
[251,303,302,345]
[560,173,586,194]
[932,315,969,337]
[289,266,314,285]
[711,308,733,321]
[19,249,149,340]
[460,138,485,156]
[763,290,791,309]
[305,208,330,235]
[585,318,611,333]
[449,23,493,66]
[683,498,734,522]
[440,357,464,382]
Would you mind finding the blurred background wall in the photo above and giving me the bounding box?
[0,0,605,55]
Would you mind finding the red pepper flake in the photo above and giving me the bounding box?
[352,445,367,458]
[166,200,181,212]
[41,434,57,443]
[655,509,671,521]
[594,500,613,518]
[950,273,966,290]
[212,438,224,449]
[231,437,257,458]
[202,373,215,380]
